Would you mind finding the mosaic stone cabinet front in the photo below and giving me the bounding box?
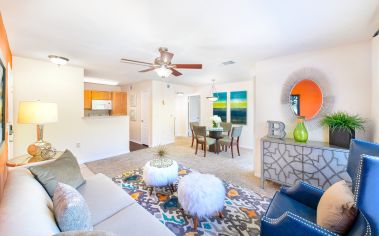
[261,136,350,190]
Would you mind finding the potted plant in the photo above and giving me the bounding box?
[210,115,222,128]
[320,112,365,148]
[151,145,172,168]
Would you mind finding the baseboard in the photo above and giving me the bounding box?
[239,145,254,150]
[79,150,131,164]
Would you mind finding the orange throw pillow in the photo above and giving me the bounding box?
[317,180,358,234]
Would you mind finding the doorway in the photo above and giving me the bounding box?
[140,90,150,146]
[188,95,200,136]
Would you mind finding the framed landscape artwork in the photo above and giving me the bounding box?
[213,92,227,122]
[230,91,247,125]
[0,60,5,143]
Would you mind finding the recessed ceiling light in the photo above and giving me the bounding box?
[176,92,184,96]
[48,55,69,65]
[84,77,119,86]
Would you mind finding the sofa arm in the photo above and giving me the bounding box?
[261,211,338,236]
[280,181,324,209]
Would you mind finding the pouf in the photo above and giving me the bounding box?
[178,172,225,230]
[143,160,178,195]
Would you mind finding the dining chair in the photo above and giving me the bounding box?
[189,122,199,147]
[220,122,232,137]
[219,126,243,158]
[193,126,217,157]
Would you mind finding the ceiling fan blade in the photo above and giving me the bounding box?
[120,58,153,66]
[171,68,183,77]
[173,64,202,69]
[139,67,156,73]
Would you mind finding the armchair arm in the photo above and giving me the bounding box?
[261,212,338,236]
[280,181,324,209]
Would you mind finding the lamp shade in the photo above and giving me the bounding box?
[18,101,58,124]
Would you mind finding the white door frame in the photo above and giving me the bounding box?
[140,90,150,146]
[188,95,201,136]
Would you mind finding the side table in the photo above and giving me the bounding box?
[6,151,64,167]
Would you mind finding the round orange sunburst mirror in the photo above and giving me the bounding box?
[290,79,323,120]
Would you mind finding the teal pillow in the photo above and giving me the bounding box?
[29,150,85,197]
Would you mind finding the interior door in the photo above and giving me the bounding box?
[140,91,150,146]
[7,63,13,159]
[188,95,201,136]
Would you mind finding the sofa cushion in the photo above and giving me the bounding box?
[29,150,85,197]
[317,180,357,234]
[77,173,135,225]
[94,203,175,236]
[54,231,118,236]
[54,183,93,232]
[0,168,60,236]
[265,191,317,223]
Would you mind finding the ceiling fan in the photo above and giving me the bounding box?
[120,47,202,78]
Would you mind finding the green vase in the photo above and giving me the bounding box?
[293,117,308,142]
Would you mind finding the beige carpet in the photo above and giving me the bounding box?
[85,137,277,197]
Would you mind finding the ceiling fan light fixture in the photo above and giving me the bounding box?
[48,55,69,65]
[155,66,171,78]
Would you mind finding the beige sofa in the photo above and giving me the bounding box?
[0,167,175,236]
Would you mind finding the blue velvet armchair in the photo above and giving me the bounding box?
[261,139,379,236]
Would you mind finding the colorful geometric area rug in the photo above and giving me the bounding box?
[112,165,271,236]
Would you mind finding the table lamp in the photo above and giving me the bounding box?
[18,101,58,162]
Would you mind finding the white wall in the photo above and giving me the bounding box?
[84,82,121,92]
[13,57,129,163]
[196,80,255,149]
[372,37,379,143]
[254,41,372,177]
[151,81,195,146]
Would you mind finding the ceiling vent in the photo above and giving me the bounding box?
[222,60,236,66]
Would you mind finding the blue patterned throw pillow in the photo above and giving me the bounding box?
[53,183,93,232]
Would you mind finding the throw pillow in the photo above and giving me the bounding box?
[53,183,93,232]
[29,149,85,197]
[317,180,358,234]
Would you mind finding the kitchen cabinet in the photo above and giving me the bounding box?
[91,91,112,100]
[111,92,127,115]
[84,90,92,110]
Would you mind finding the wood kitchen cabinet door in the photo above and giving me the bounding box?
[111,92,127,115]
[84,90,92,110]
[91,91,112,100]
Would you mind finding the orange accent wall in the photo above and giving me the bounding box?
[291,79,322,119]
[0,13,11,201]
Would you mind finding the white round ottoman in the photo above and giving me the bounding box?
[143,160,178,195]
[178,172,225,230]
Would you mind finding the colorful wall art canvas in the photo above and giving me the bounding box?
[230,91,247,124]
[213,92,227,122]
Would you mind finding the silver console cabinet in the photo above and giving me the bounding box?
[261,136,350,190]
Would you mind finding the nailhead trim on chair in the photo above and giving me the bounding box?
[262,212,338,236]
[352,154,374,236]
[301,181,324,194]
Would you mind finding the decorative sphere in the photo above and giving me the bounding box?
[27,144,42,156]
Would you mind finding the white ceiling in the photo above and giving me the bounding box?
[1,0,379,86]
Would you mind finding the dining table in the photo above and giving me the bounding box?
[207,127,224,153]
